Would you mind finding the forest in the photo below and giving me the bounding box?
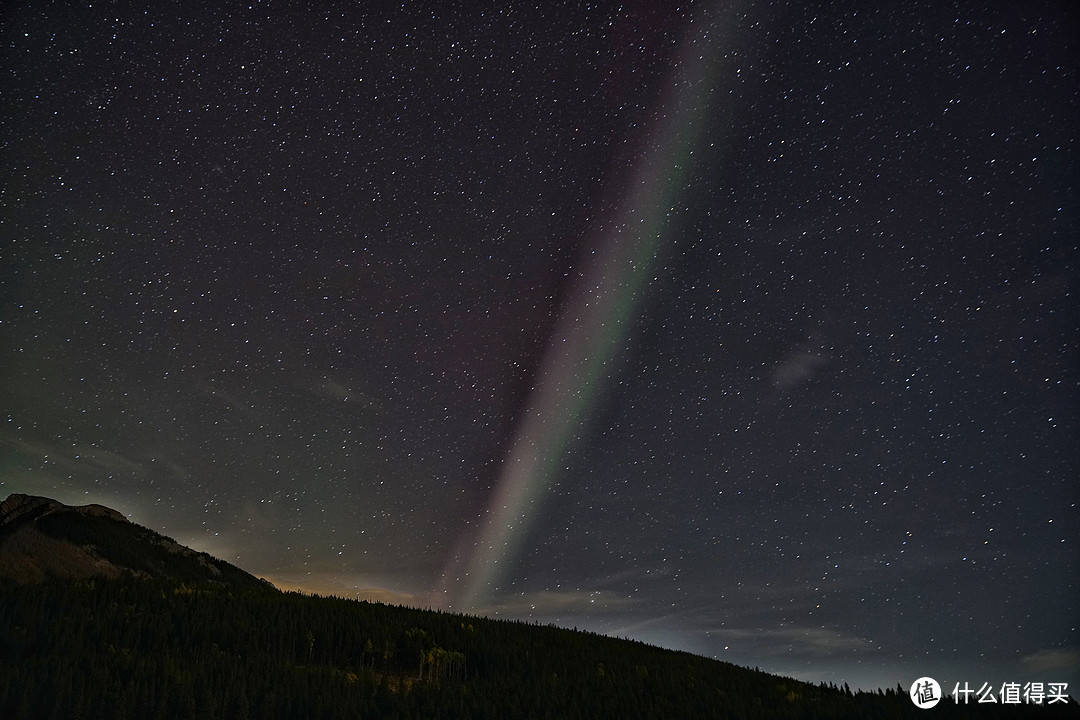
[1,574,1077,719]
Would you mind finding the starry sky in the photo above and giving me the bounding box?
[2,0,1077,694]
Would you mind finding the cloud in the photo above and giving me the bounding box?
[295,372,384,411]
[771,349,827,391]
[474,589,638,617]
[0,434,145,476]
[594,565,675,587]
[1021,648,1080,673]
[707,625,872,657]
[779,627,873,655]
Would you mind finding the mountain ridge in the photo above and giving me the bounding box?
[0,492,266,587]
[0,492,128,527]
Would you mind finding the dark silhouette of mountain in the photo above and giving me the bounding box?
[1,495,1076,719]
[0,493,265,587]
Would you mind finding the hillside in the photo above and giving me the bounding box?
[0,495,1076,719]
[0,493,265,587]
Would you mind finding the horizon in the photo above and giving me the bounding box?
[4,488,1075,696]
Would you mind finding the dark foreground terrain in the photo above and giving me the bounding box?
[3,574,1078,720]
[1,494,1077,719]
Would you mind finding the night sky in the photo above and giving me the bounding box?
[3,0,1077,693]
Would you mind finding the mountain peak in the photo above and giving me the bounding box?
[0,493,128,527]
[0,493,265,588]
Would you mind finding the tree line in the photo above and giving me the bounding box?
[0,575,1076,719]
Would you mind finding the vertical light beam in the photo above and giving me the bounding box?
[444,5,735,613]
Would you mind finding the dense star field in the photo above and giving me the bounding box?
[2,0,1077,693]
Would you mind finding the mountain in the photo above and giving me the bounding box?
[0,493,265,587]
[1,494,1076,719]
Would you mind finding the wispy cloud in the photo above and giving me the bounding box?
[771,349,828,391]
[296,372,385,412]
[0,434,145,476]
[475,589,639,617]
[678,624,874,660]
[192,377,260,420]
[1021,648,1080,673]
